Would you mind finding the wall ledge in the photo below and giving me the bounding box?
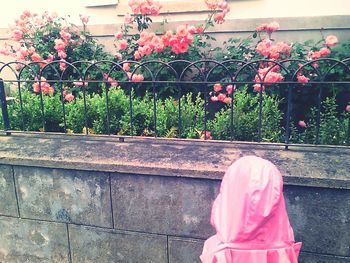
[1,15,349,39]
[88,15,350,36]
[0,133,349,189]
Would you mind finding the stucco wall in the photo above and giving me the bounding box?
[0,134,349,262]
[1,0,349,71]
[0,0,349,28]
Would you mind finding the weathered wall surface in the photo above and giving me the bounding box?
[0,134,349,262]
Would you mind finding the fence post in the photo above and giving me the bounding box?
[0,79,11,134]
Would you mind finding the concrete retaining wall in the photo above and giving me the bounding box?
[0,134,349,262]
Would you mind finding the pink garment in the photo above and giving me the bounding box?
[200,156,302,263]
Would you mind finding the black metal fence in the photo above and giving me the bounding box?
[0,59,349,148]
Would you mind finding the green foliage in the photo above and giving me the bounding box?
[2,86,348,145]
[290,96,349,145]
[4,89,63,132]
[92,87,130,134]
[208,87,283,142]
[1,11,349,146]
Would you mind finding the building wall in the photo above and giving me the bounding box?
[0,0,349,28]
[0,1,350,80]
[1,0,350,54]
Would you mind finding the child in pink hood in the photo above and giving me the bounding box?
[200,156,302,263]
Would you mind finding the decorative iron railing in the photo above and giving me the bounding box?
[0,59,349,148]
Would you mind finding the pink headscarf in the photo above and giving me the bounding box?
[200,156,302,263]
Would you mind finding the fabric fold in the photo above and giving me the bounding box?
[200,156,302,263]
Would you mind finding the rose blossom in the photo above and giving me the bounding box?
[200,131,213,140]
[117,39,128,50]
[124,13,133,24]
[297,74,310,84]
[114,52,122,60]
[223,97,232,104]
[325,35,338,47]
[217,93,227,102]
[31,53,42,62]
[256,22,279,34]
[214,12,225,24]
[213,83,222,92]
[226,84,233,94]
[79,14,89,25]
[211,96,219,102]
[64,93,75,102]
[123,62,131,71]
[256,39,272,57]
[253,84,265,92]
[319,47,331,57]
[298,120,307,128]
[11,29,23,41]
[115,31,123,39]
[266,22,280,34]
[58,51,67,59]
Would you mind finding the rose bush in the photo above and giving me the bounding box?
[0,0,349,145]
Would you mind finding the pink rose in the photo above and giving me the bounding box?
[213,83,222,92]
[150,3,161,16]
[325,35,338,47]
[205,0,218,9]
[223,97,232,104]
[115,31,123,39]
[117,39,128,50]
[297,75,310,84]
[59,61,66,71]
[60,31,71,40]
[54,39,66,52]
[154,44,165,53]
[130,74,144,82]
[31,53,42,62]
[141,45,152,55]
[211,96,219,102]
[64,94,75,102]
[176,25,189,37]
[200,131,213,140]
[108,77,118,87]
[79,14,89,25]
[114,52,122,60]
[226,84,234,94]
[256,22,279,34]
[73,79,87,87]
[346,105,350,112]
[309,51,321,60]
[319,47,331,57]
[214,12,225,24]
[188,26,196,34]
[298,120,307,128]
[15,63,24,71]
[253,84,265,92]
[23,10,31,17]
[32,82,40,93]
[256,23,268,32]
[58,51,67,59]
[256,39,272,57]
[196,27,204,34]
[123,63,131,71]
[124,13,133,24]
[11,29,23,41]
[217,93,227,102]
[266,22,280,34]
[134,51,141,60]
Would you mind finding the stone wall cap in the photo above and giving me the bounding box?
[0,133,349,189]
